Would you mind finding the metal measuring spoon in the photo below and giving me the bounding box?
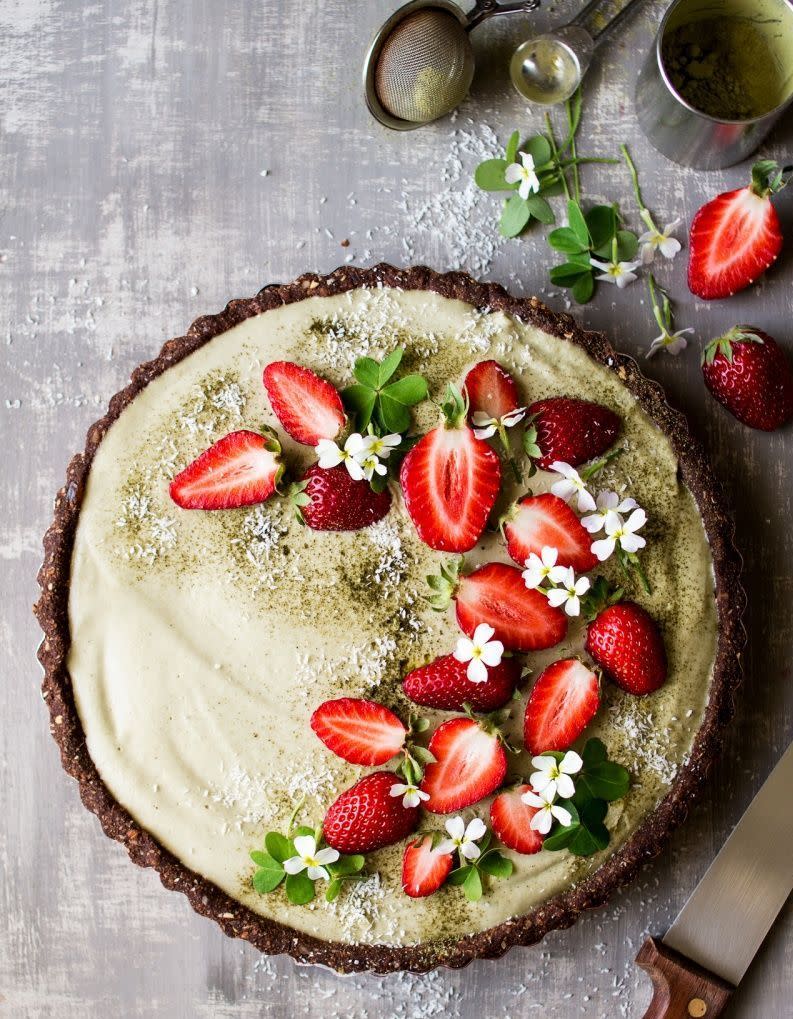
[510,0,646,105]
[364,0,540,130]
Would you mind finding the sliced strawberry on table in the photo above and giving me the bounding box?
[400,385,502,553]
[323,772,420,854]
[402,835,454,898]
[262,361,346,446]
[169,429,284,510]
[402,652,521,712]
[688,160,788,300]
[490,784,544,855]
[585,601,667,696]
[463,360,521,421]
[420,716,507,814]
[701,326,793,431]
[523,658,600,755]
[296,462,392,531]
[526,397,620,470]
[501,492,598,573]
[310,698,406,766]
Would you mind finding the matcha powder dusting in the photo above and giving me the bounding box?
[662,17,785,120]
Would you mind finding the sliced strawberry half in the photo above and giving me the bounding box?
[490,785,543,855]
[463,360,521,421]
[453,562,567,653]
[527,397,620,470]
[400,385,502,553]
[262,361,345,446]
[169,429,284,510]
[688,161,787,300]
[323,772,419,854]
[310,698,406,766]
[420,716,507,814]
[502,492,597,572]
[524,658,600,755]
[402,835,454,897]
[403,652,521,712]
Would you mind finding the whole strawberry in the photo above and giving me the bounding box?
[701,327,793,431]
[403,652,521,712]
[585,601,667,696]
[688,160,788,300]
[295,463,392,531]
[323,772,419,853]
[527,397,620,470]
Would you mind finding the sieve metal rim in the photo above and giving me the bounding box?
[362,0,470,131]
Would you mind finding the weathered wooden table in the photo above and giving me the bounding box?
[2,1,791,1016]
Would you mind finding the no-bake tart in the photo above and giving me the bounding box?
[36,265,744,973]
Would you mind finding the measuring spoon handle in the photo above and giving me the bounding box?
[568,0,646,45]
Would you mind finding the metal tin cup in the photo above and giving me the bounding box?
[636,0,793,169]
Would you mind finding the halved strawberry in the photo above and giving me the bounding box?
[402,835,454,897]
[297,463,392,531]
[463,360,521,421]
[501,492,597,572]
[169,429,284,510]
[523,658,600,755]
[310,698,406,766]
[323,772,419,853]
[403,653,521,712]
[420,716,507,814]
[527,397,620,470]
[262,361,345,446]
[585,601,667,696]
[688,161,788,300]
[428,560,566,653]
[400,385,502,553]
[490,785,543,855]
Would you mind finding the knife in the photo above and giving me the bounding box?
[635,741,793,1018]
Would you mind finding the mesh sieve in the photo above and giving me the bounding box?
[374,8,475,124]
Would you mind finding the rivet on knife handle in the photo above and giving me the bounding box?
[636,937,734,1018]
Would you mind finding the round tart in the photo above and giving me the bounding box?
[36,265,744,973]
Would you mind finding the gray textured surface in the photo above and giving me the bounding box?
[1,1,792,1016]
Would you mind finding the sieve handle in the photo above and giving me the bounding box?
[567,0,645,45]
[466,0,541,31]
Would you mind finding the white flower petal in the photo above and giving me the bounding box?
[344,458,366,481]
[473,424,497,440]
[581,512,605,534]
[314,847,340,866]
[603,510,624,536]
[467,656,489,684]
[659,235,681,259]
[529,771,554,794]
[390,783,408,798]
[465,817,487,842]
[541,546,558,567]
[501,408,527,428]
[472,623,495,646]
[576,488,597,513]
[531,755,556,772]
[620,532,646,553]
[283,856,308,875]
[293,834,317,858]
[546,588,568,608]
[504,162,523,185]
[564,595,581,617]
[551,804,572,828]
[445,816,465,841]
[530,808,553,834]
[624,507,647,533]
[560,750,583,774]
[588,258,611,273]
[435,838,456,856]
[453,636,475,663]
[573,576,590,596]
[555,773,575,799]
[306,865,330,881]
[549,564,573,586]
[592,536,616,562]
[480,641,503,667]
[460,841,482,860]
[614,270,638,289]
[521,790,545,809]
[403,789,421,807]
[522,565,544,590]
[344,433,366,455]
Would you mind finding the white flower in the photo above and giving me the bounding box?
[646,327,693,359]
[504,151,541,200]
[639,217,682,264]
[453,622,504,684]
[359,431,402,460]
[545,566,591,617]
[521,787,573,835]
[522,545,558,590]
[283,834,339,881]
[359,453,388,482]
[315,435,366,481]
[471,407,526,440]
[436,816,488,860]
[390,781,430,809]
[590,256,641,289]
[581,491,638,534]
[591,507,647,562]
[529,751,583,801]
[549,461,596,513]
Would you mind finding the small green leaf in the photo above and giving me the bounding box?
[505,130,520,165]
[325,879,342,902]
[382,374,429,407]
[539,177,566,198]
[568,800,610,856]
[499,194,531,238]
[342,384,376,430]
[585,205,617,249]
[285,871,316,905]
[566,200,590,247]
[462,866,483,901]
[542,824,579,852]
[447,866,472,886]
[294,825,316,839]
[616,230,639,261]
[478,852,513,878]
[377,394,412,434]
[571,272,595,304]
[549,263,590,286]
[582,737,608,767]
[525,194,555,225]
[377,348,403,387]
[547,227,587,254]
[523,134,552,168]
[329,854,365,877]
[253,863,286,894]
[410,745,437,766]
[475,158,511,192]
[353,356,380,389]
[264,832,293,864]
[580,761,630,802]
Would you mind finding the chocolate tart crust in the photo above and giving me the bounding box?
[35,264,745,974]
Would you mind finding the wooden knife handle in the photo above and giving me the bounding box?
[636,937,735,1018]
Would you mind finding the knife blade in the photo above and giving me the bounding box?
[636,741,793,1018]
